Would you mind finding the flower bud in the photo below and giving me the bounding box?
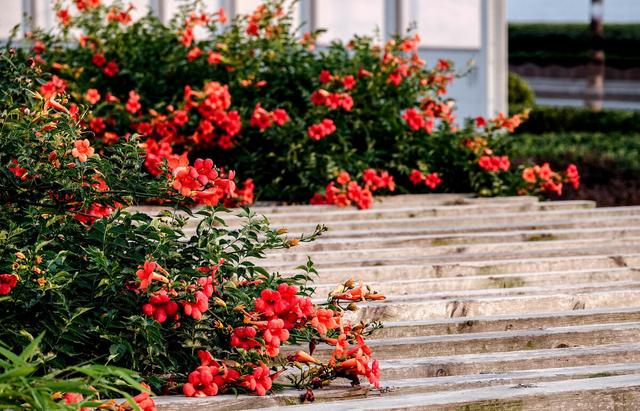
[346,303,359,311]
[288,239,300,247]
[303,388,315,402]
[276,228,288,235]
[15,252,26,260]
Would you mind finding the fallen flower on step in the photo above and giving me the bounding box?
[242,362,273,396]
[330,282,385,302]
[288,350,320,364]
[99,383,156,410]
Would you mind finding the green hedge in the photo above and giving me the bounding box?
[515,106,640,134]
[509,23,640,69]
[508,72,535,114]
[510,132,640,175]
[510,132,640,206]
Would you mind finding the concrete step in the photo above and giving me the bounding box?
[268,243,640,272]
[212,200,596,225]
[265,236,640,267]
[253,209,640,237]
[261,374,640,410]
[273,215,640,240]
[244,194,540,213]
[152,363,640,409]
[352,287,640,322]
[288,225,640,252]
[134,194,533,216]
[378,343,640,379]
[312,268,640,296]
[305,253,640,283]
[374,307,640,339]
[146,195,640,410]
[303,322,640,360]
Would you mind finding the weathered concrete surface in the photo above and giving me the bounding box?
[149,195,640,410]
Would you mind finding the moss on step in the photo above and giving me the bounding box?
[525,233,558,242]
[488,276,526,289]
[587,372,615,378]
[454,399,524,410]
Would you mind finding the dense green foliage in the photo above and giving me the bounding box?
[20,0,572,205]
[509,23,640,69]
[515,106,640,134]
[510,131,640,206]
[508,72,535,114]
[0,43,381,401]
[510,132,640,175]
[0,335,147,410]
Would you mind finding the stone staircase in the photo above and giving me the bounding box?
[152,195,640,410]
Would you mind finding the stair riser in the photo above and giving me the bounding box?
[289,227,640,252]
[312,270,640,296]
[242,195,538,213]
[311,329,640,360]
[391,388,640,411]
[248,214,640,236]
[213,202,596,225]
[270,246,640,272]
[353,291,640,322]
[380,351,640,380]
[305,255,640,283]
[263,237,640,267]
[374,309,640,339]
[268,232,640,260]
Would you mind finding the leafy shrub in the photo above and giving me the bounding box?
[515,106,640,134]
[510,132,640,205]
[0,46,383,400]
[508,72,535,114]
[509,23,640,69]
[0,335,152,410]
[510,132,640,175]
[19,0,579,204]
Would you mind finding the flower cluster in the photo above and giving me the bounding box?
[2,45,385,406]
[224,178,255,207]
[250,104,290,131]
[402,99,454,135]
[520,163,580,196]
[182,351,240,397]
[311,169,395,209]
[140,141,237,206]
[38,0,580,209]
[310,89,354,111]
[410,169,443,190]
[168,156,236,206]
[0,274,18,295]
[307,119,336,140]
[136,260,221,323]
[180,278,385,397]
[478,155,511,173]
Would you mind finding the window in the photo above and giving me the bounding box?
[0,2,23,38]
[409,0,481,49]
[315,0,385,44]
